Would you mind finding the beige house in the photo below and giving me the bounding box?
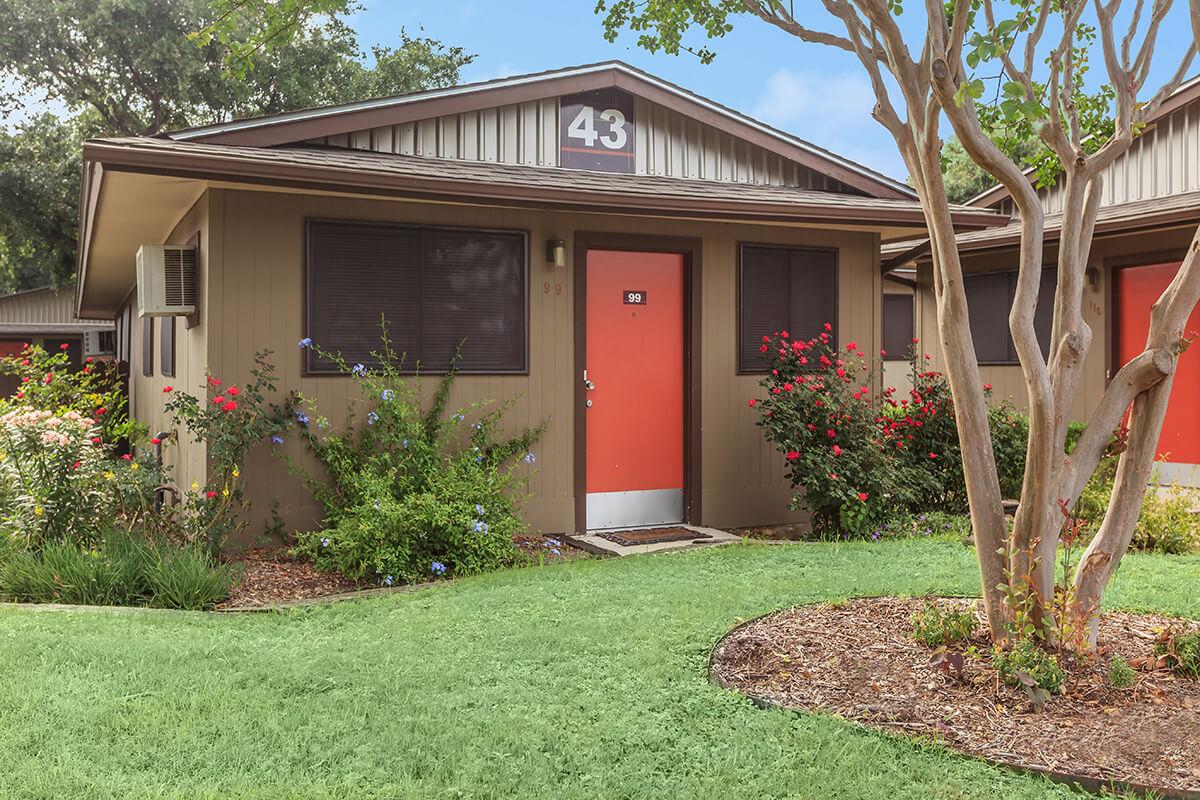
[76,62,1003,542]
[886,77,1200,485]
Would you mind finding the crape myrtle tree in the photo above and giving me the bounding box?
[598,0,1200,648]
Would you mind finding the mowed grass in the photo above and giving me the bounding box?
[1,540,1197,800]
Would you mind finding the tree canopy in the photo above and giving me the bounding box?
[0,0,473,292]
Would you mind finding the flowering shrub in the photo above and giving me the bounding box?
[161,350,289,553]
[289,332,544,583]
[752,326,926,536]
[753,331,1031,536]
[0,344,142,443]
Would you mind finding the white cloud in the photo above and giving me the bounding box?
[748,67,908,182]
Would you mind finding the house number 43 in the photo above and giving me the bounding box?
[567,106,628,149]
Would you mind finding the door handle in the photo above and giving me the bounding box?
[583,369,596,391]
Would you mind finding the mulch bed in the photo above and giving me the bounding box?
[732,523,810,541]
[712,597,1200,795]
[220,547,366,608]
[223,535,591,608]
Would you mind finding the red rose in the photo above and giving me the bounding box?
[748,399,757,408]
[983,383,993,391]
[82,367,90,374]
[911,337,919,344]
[832,445,843,456]
[150,437,162,445]
[121,454,131,461]
[786,451,800,460]
[72,461,81,470]
[780,330,789,338]
[227,387,240,396]
[783,382,793,392]
[14,392,22,399]
[43,373,53,384]
[206,490,218,499]
[163,386,173,393]
[85,357,93,364]
[91,437,102,445]
[846,342,858,351]
[59,343,69,350]
[857,492,869,501]
[213,396,225,405]
[759,344,768,353]
[208,377,222,386]
[929,452,938,459]
[823,322,832,331]
[19,359,28,366]
[879,349,887,357]
[96,407,106,415]
[223,401,237,412]
[827,429,835,438]
[20,376,28,383]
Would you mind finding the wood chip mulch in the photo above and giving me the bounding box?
[712,597,1200,795]
[218,547,367,609]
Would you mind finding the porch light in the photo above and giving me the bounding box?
[546,239,566,267]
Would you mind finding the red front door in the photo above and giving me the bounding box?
[585,250,685,529]
[1116,262,1200,468]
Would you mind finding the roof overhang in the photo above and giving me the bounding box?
[77,137,1007,317]
[169,61,917,201]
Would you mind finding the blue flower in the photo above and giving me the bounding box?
[298,337,313,349]
[474,421,484,430]
[871,531,882,541]
[524,452,536,464]
[383,575,394,587]
[475,504,486,516]
[320,537,330,548]
[367,411,379,425]
[472,520,488,534]
[295,410,310,426]
[402,438,408,449]
[381,389,394,402]
[550,548,561,556]
[352,363,367,377]
[430,561,447,576]
[270,435,284,445]
[451,413,464,423]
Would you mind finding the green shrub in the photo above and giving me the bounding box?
[0,530,233,609]
[289,330,543,583]
[911,602,977,647]
[992,639,1065,694]
[1157,631,1200,678]
[1107,654,1135,688]
[1075,455,1200,555]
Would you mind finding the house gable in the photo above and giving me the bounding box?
[168,62,913,200]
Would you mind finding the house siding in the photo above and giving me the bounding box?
[306,95,861,192]
[129,188,882,542]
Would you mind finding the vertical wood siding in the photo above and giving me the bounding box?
[186,189,881,542]
[126,193,215,501]
[305,96,862,193]
[1036,100,1200,214]
[0,289,111,328]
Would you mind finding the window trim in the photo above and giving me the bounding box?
[302,217,531,377]
[142,316,154,377]
[160,315,175,378]
[735,241,840,375]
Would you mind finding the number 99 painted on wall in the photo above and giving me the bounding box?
[559,88,636,173]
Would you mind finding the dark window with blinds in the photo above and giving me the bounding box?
[738,244,838,373]
[142,316,153,377]
[882,293,914,360]
[963,269,1057,364]
[160,316,175,378]
[306,220,527,374]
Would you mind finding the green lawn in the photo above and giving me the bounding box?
[1,540,1197,800]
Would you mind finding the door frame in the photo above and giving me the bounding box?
[573,232,702,535]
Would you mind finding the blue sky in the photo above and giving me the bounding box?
[354,1,1200,183]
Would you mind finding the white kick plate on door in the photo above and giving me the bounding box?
[586,489,683,531]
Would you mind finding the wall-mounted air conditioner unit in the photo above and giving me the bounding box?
[136,245,197,317]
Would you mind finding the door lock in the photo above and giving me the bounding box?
[583,369,596,391]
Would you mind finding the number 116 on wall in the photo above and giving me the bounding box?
[559,88,636,174]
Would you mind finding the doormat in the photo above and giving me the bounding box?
[596,527,712,546]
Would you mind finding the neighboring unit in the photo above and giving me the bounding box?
[886,76,1200,486]
[77,61,1004,541]
[0,287,115,396]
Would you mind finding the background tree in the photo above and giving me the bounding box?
[598,0,1198,648]
[0,0,472,293]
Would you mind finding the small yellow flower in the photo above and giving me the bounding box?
[33,506,43,516]
[232,468,240,478]
[130,463,140,472]
[221,487,229,497]
[191,481,200,491]
[104,471,115,480]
